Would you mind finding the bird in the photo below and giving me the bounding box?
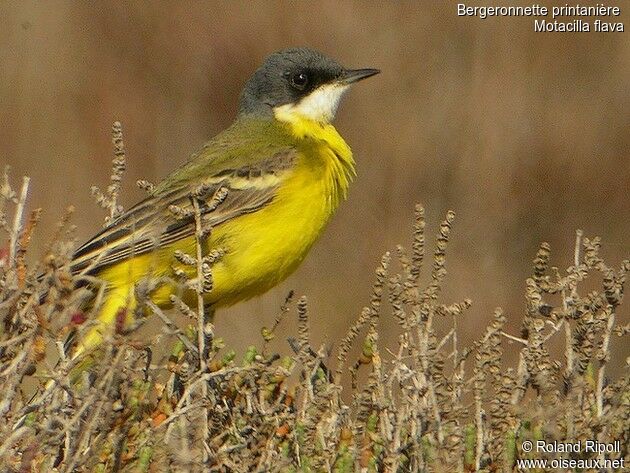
[67,48,379,353]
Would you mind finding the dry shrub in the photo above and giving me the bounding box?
[0,127,628,472]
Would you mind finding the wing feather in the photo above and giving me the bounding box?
[71,148,297,275]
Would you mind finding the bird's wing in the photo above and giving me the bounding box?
[71,145,297,275]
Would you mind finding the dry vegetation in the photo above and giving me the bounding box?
[0,125,628,472]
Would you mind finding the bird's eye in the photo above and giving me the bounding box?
[290,72,309,90]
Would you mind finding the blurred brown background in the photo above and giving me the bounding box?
[2,2,628,364]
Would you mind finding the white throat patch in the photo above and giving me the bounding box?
[274,83,350,124]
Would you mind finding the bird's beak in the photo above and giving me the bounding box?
[339,68,380,85]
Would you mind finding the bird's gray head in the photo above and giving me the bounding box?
[238,48,379,124]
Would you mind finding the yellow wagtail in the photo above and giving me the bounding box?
[69,48,379,352]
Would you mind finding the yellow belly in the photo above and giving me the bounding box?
[207,165,330,305]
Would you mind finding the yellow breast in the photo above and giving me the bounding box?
[206,119,355,307]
